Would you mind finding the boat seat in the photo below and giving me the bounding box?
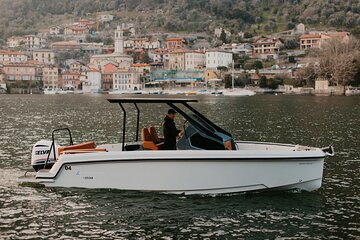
[142,128,158,150]
[149,126,164,143]
[142,128,164,150]
[58,141,96,157]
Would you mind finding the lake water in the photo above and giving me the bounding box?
[0,94,359,239]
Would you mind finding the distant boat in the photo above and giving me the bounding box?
[222,60,256,97]
[345,87,360,96]
[223,89,256,96]
[43,88,57,95]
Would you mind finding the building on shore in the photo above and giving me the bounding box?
[252,37,283,60]
[0,50,28,64]
[220,43,254,56]
[166,38,184,50]
[90,26,133,70]
[101,63,118,90]
[61,71,82,90]
[80,69,102,93]
[299,32,350,50]
[3,63,42,81]
[24,35,46,49]
[0,69,6,89]
[168,50,205,71]
[113,70,142,91]
[52,41,82,51]
[7,36,25,48]
[205,50,233,69]
[42,66,60,89]
[151,69,204,88]
[149,49,169,66]
[32,49,55,65]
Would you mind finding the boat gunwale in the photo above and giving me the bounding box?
[36,155,326,180]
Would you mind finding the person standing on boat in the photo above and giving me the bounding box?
[163,109,182,150]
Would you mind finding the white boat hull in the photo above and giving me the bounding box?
[223,89,256,96]
[18,142,328,195]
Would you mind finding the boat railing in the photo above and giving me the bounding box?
[44,128,73,169]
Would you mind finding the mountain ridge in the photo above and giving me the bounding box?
[0,0,359,42]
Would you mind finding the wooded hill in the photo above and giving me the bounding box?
[0,0,359,42]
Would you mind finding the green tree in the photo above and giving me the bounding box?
[224,74,232,88]
[143,51,152,63]
[220,29,227,43]
[259,76,267,88]
[284,39,299,49]
[253,60,263,69]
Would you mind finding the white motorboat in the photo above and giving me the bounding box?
[345,87,360,96]
[18,98,334,195]
[43,88,57,95]
[223,88,256,96]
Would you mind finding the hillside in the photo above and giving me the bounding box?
[0,0,359,42]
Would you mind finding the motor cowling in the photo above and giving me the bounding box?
[31,140,59,171]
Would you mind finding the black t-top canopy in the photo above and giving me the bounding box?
[108,98,198,103]
[107,97,231,151]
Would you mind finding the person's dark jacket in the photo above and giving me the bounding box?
[162,115,181,150]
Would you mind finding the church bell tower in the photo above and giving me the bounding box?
[114,26,124,54]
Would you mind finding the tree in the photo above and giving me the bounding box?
[316,38,360,86]
[259,76,267,88]
[288,56,296,63]
[220,29,227,43]
[284,39,299,49]
[253,60,263,69]
[143,51,152,64]
[294,64,317,87]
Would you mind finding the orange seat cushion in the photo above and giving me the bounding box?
[142,128,158,150]
[62,148,107,154]
[58,142,96,157]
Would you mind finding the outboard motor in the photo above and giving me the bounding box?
[31,140,59,171]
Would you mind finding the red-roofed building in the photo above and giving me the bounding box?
[101,63,118,90]
[3,63,42,81]
[131,63,151,75]
[166,38,184,50]
[42,66,60,89]
[0,50,28,63]
[300,32,350,50]
[61,72,82,89]
[253,37,283,60]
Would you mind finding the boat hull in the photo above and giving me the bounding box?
[21,152,325,195]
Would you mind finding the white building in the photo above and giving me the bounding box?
[90,26,133,69]
[113,70,142,91]
[81,69,102,93]
[114,26,124,54]
[0,50,28,63]
[184,51,205,70]
[205,50,233,69]
[42,66,59,89]
[0,71,6,90]
[99,14,114,22]
[149,49,169,65]
[7,36,25,48]
[49,26,63,35]
[33,49,55,65]
[220,43,254,56]
[24,35,46,49]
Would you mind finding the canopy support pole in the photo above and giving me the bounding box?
[119,103,126,151]
[134,103,140,142]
